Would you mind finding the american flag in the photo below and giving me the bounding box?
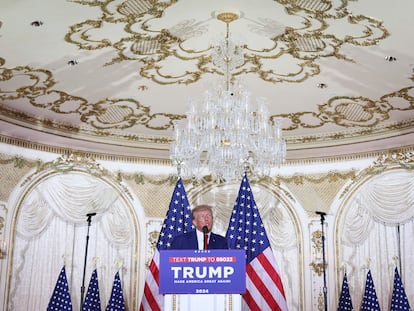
[361,270,381,311]
[390,267,411,311]
[105,271,126,311]
[139,177,193,311]
[225,174,288,311]
[82,268,102,311]
[337,273,353,310]
[47,266,73,311]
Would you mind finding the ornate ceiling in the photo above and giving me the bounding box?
[0,0,413,162]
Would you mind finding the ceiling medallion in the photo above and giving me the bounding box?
[215,11,239,24]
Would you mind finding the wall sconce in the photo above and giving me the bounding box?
[0,240,7,259]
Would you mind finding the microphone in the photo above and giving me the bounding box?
[202,226,208,250]
[86,213,97,217]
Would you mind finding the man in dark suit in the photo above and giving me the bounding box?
[171,204,228,250]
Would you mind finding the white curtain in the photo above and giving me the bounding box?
[9,172,137,311]
[340,170,414,309]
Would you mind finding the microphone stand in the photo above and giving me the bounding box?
[316,211,328,311]
[80,213,96,311]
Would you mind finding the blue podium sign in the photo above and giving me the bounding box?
[159,249,246,294]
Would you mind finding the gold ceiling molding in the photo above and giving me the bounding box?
[0,125,413,174]
[1,0,409,153]
[118,0,156,17]
[287,121,414,147]
[1,57,413,142]
[64,0,389,85]
[0,58,184,132]
[279,87,414,131]
[0,135,173,166]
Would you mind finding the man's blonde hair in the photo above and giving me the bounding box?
[191,204,213,219]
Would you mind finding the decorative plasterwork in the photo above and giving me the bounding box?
[0,216,4,235]
[1,0,413,157]
[0,155,36,202]
[66,0,389,84]
[279,170,356,214]
[310,229,326,276]
[1,56,413,145]
[340,150,414,198]
[18,153,135,200]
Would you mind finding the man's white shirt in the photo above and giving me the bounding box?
[196,230,210,250]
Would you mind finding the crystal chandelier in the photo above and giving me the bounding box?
[170,11,286,182]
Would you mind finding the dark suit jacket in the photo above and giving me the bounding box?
[171,230,228,250]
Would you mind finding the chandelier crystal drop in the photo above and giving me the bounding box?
[169,11,286,182]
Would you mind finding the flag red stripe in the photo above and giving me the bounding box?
[141,255,162,311]
[225,176,288,310]
[148,259,160,286]
[142,281,160,311]
[140,178,192,311]
[243,287,261,311]
[257,251,286,298]
[246,261,280,310]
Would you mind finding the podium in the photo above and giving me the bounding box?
[164,293,241,311]
[160,249,245,311]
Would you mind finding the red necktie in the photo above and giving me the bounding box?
[204,233,208,250]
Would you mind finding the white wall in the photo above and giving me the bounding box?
[0,143,413,310]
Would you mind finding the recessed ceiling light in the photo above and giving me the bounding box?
[67,59,79,66]
[317,83,328,88]
[385,56,397,62]
[30,21,43,27]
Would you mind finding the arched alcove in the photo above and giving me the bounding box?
[335,169,414,309]
[186,178,303,309]
[6,164,141,310]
